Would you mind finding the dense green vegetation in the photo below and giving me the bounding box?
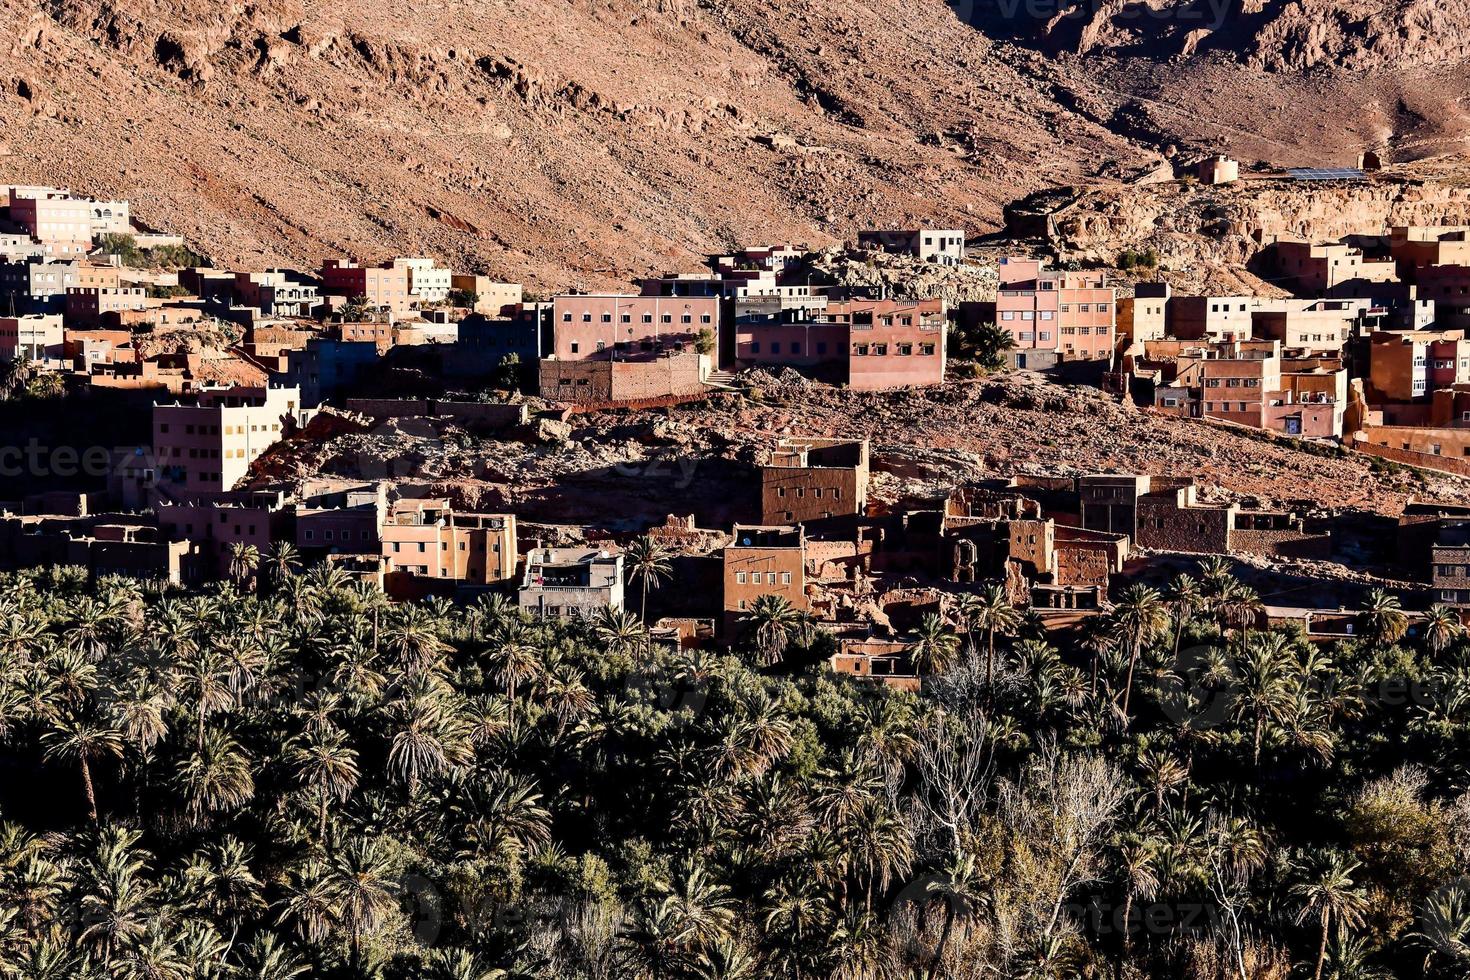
[96,234,207,271]
[0,561,1467,978]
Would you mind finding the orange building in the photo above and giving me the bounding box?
[321,259,413,312]
[722,525,808,636]
[380,498,517,588]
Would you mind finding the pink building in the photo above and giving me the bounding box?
[153,385,311,497]
[735,319,846,368]
[8,188,93,255]
[734,299,947,389]
[996,258,1115,361]
[550,294,719,360]
[321,259,412,312]
[156,490,287,581]
[843,300,947,390]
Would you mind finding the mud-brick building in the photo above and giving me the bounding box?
[759,437,869,525]
[721,525,808,637]
[539,350,708,404]
[1078,474,1329,559]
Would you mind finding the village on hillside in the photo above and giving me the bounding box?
[6,163,1470,688]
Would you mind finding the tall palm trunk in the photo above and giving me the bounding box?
[80,752,98,822]
[927,901,957,980]
[1121,630,1143,720]
[1313,912,1329,980]
[986,627,996,689]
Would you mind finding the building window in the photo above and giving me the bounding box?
[736,572,747,584]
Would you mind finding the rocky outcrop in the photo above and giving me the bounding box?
[1043,173,1470,267]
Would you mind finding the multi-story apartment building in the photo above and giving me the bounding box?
[844,299,947,389]
[393,257,453,304]
[760,437,869,525]
[0,260,121,313]
[0,234,43,263]
[734,299,946,389]
[996,257,1115,361]
[1196,345,1283,428]
[380,498,517,588]
[1169,295,1258,342]
[156,490,288,581]
[64,286,149,327]
[722,525,808,635]
[0,314,63,362]
[550,293,719,360]
[1367,329,1470,401]
[518,547,624,619]
[1390,226,1470,272]
[1117,283,1170,344]
[153,385,311,497]
[295,482,387,558]
[709,244,808,277]
[321,258,413,312]
[1252,298,1374,352]
[234,270,321,317]
[7,188,93,255]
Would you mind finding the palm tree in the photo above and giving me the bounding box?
[486,634,542,701]
[625,535,674,624]
[386,694,472,797]
[265,542,302,588]
[740,594,803,666]
[1234,633,1295,766]
[908,612,959,676]
[382,603,448,676]
[960,584,1021,689]
[594,606,647,659]
[42,716,123,823]
[326,837,401,967]
[1165,573,1203,660]
[1116,837,1159,960]
[1421,603,1462,656]
[922,850,987,980]
[1293,853,1370,980]
[227,542,260,590]
[287,729,360,840]
[1359,589,1409,649]
[1111,584,1167,721]
[176,728,256,823]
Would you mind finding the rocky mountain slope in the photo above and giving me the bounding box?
[3,0,1470,286]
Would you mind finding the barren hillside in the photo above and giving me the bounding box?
[3,0,1470,286]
